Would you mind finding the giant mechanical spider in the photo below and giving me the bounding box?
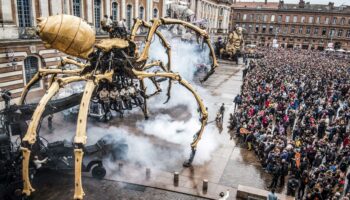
[19,14,218,199]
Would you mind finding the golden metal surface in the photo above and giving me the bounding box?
[22,81,61,144]
[74,80,96,145]
[74,149,85,200]
[37,15,95,59]
[223,28,244,56]
[21,147,35,196]
[95,38,129,52]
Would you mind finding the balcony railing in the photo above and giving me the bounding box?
[18,27,39,39]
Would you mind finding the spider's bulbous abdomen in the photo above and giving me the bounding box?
[37,14,95,59]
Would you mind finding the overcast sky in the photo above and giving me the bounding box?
[238,0,349,6]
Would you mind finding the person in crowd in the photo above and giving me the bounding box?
[268,188,278,200]
[232,47,350,199]
[99,87,110,119]
[117,19,127,38]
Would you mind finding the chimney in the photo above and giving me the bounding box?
[265,0,267,5]
[299,0,305,8]
[329,2,334,9]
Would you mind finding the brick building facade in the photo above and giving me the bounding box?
[189,0,231,33]
[230,0,350,50]
[0,0,168,108]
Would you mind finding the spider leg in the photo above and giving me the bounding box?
[73,71,113,200]
[19,72,41,105]
[159,18,218,82]
[73,80,95,200]
[143,60,166,71]
[131,19,172,71]
[132,69,208,166]
[139,79,149,119]
[18,58,84,105]
[131,19,173,103]
[146,77,162,98]
[21,76,86,197]
[140,20,173,103]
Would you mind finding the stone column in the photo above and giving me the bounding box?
[162,0,167,17]
[106,0,111,17]
[135,0,139,19]
[146,0,153,21]
[121,0,126,19]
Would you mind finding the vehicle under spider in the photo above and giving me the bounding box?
[0,90,128,199]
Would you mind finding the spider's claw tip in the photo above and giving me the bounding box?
[163,96,170,104]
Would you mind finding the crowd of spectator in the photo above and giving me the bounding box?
[230,48,350,200]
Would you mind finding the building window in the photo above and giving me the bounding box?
[153,8,158,18]
[263,15,267,22]
[255,14,260,21]
[243,14,247,21]
[316,16,320,24]
[340,18,345,25]
[24,56,40,89]
[126,5,132,30]
[283,25,288,34]
[220,8,224,16]
[262,25,266,33]
[278,15,282,23]
[346,30,350,38]
[308,16,313,24]
[255,25,259,33]
[338,29,343,37]
[236,13,240,20]
[325,17,329,24]
[248,24,252,32]
[249,14,254,21]
[314,27,318,35]
[218,20,222,28]
[17,0,32,27]
[298,26,303,34]
[291,26,295,34]
[329,29,335,37]
[322,28,327,36]
[293,16,297,23]
[301,16,305,23]
[285,16,290,23]
[139,6,144,19]
[332,17,337,24]
[306,26,311,34]
[269,25,273,33]
[72,0,81,17]
[112,2,118,21]
[271,15,275,22]
[94,0,101,28]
